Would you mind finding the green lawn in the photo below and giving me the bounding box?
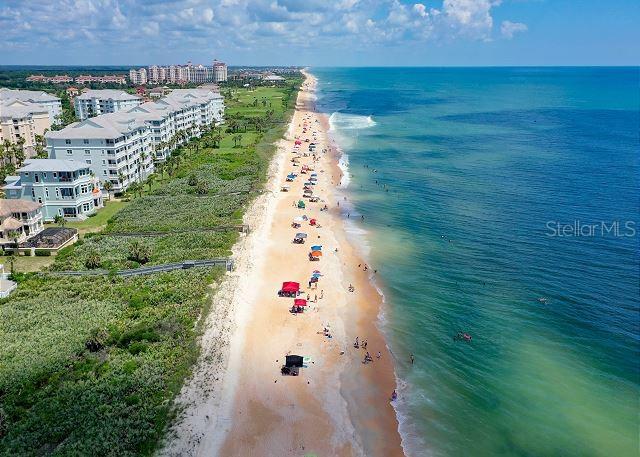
[67,200,130,235]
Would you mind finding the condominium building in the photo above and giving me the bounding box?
[213,60,228,82]
[0,199,44,246]
[45,88,224,186]
[45,113,155,193]
[131,60,228,85]
[0,99,51,151]
[128,88,225,160]
[3,159,103,221]
[129,68,148,85]
[74,90,142,120]
[0,88,62,125]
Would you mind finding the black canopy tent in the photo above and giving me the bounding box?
[285,355,304,368]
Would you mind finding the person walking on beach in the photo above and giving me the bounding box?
[410,354,415,365]
[377,351,382,359]
[320,289,324,299]
[363,340,368,350]
[314,294,317,302]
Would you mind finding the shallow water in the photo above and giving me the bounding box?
[313,67,640,457]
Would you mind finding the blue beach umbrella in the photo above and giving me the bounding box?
[310,245,322,251]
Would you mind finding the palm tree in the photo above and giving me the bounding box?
[103,181,113,201]
[54,214,66,227]
[146,174,156,192]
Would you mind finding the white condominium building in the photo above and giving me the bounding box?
[129,68,148,85]
[127,88,225,161]
[44,88,224,189]
[0,99,51,150]
[0,88,62,125]
[45,113,154,193]
[74,90,142,120]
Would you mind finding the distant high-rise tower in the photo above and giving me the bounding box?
[212,60,228,82]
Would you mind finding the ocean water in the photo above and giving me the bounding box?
[312,67,640,457]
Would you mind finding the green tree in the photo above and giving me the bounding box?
[128,240,151,264]
[102,181,113,201]
[85,251,102,269]
[54,214,66,227]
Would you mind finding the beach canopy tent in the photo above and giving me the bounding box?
[295,232,308,238]
[287,173,296,179]
[281,282,300,293]
[286,355,304,367]
[310,173,317,176]
[309,219,317,225]
[294,298,307,307]
[310,251,322,257]
[295,140,302,145]
[313,270,321,274]
[298,200,306,209]
[311,245,322,251]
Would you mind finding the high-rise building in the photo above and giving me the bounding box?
[129,68,148,85]
[213,60,228,82]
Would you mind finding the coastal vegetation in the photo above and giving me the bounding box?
[0,74,302,455]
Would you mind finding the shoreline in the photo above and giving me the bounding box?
[162,70,404,456]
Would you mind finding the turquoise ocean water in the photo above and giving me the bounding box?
[312,67,639,457]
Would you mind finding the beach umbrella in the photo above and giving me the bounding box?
[310,245,322,251]
[313,270,321,274]
[294,216,305,223]
[310,251,323,257]
[295,232,308,238]
[295,140,302,145]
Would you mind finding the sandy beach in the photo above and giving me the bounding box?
[162,71,403,457]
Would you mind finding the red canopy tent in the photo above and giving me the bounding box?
[279,281,300,296]
[294,298,307,307]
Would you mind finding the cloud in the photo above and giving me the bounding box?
[0,0,527,61]
[501,20,528,39]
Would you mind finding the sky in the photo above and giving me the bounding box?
[1,0,639,66]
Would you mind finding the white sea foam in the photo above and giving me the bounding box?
[329,112,376,131]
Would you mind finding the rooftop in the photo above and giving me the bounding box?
[0,88,60,103]
[46,111,148,140]
[76,90,141,101]
[0,199,42,216]
[0,99,49,119]
[18,159,91,173]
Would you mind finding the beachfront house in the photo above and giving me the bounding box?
[0,199,44,247]
[3,159,103,221]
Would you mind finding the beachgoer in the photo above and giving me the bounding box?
[320,290,324,299]
[314,294,317,302]
[363,340,368,350]
[410,354,415,365]
[391,390,398,401]
[377,351,381,359]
